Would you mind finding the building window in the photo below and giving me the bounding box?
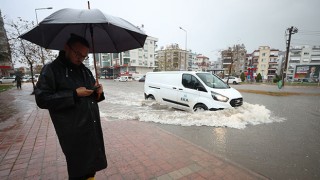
[304,52,309,55]
[262,53,266,56]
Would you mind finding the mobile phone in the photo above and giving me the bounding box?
[89,86,100,91]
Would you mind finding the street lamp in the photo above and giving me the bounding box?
[35,7,53,66]
[179,26,187,70]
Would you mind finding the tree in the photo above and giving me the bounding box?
[256,73,262,82]
[240,72,245,82]
[4,17,55,94]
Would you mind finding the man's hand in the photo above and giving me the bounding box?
[95,83,103,94]
[76,87,94,97]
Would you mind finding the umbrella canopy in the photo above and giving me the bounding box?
[19,8,147,53]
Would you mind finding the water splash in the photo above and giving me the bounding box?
[100,98,286,129]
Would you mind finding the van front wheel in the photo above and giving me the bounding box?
[193,104,208,112]
[147,95,155,100]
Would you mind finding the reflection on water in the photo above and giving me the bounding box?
[213,127,227,153]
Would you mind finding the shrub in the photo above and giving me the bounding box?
[240,72,245,82]
[256,73,262,82]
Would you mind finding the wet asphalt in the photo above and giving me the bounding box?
[1,82,319,179]
[155,83,320,179]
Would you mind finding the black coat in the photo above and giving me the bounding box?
[35,51,107,177]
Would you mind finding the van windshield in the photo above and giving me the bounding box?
[196,73,229,89]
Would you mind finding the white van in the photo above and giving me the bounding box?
[144,71,243,111]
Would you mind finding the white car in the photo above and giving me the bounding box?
[113,77,121,81]
[0,77,15,84]
[223,76,241,84]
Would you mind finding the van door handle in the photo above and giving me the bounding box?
[178,88,183,90]
[172,87,177,89]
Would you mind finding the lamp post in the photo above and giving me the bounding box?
[179,26,187,70]
[35,7,53,66]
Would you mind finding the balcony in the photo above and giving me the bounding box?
[291,48,302,52]
[268,67,277,70]
[289,60,300,63]
[290,54,301,57]
[267,73,276,76]
[223,59,232,64]
[269,61,278,64]
[312,46,320,50]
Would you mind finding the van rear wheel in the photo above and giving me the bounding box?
[147,95,155,100]
[194,104,208,112]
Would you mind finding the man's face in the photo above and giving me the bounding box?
[66,42,89,66]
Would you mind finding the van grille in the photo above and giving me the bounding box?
[230,98,243,107]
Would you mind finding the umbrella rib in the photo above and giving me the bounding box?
[44,24,70,49]
[98,24,120,52]
[125,29,146,48]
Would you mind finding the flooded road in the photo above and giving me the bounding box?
[1,81,319,179]
[99,80,320,179]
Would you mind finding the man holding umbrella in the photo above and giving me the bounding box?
[35,34,107,180]
[20,7,147,179]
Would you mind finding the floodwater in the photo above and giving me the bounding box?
[99,80,320,180]
[99,81,285,129]
[2,81,318,179]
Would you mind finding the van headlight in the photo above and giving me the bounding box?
[211,91,229,102]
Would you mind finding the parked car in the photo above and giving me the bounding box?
[134,76,143,81]
[223,76,241,84]
[34,74,40,82]
[114,77,121,81]
[118,76,132,82]
[22,77,32,82]
[0,77,15,84]
[138,76,146,82]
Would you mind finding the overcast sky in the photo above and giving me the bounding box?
[2,0,320,61]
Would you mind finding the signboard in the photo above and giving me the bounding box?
[294,65,320,82]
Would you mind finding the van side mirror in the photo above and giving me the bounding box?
[196,86,207,92]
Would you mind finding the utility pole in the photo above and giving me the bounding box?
[227,47,233,85]
[282,26,298,87]
[35,7,53,66]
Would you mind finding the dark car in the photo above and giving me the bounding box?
[138,76,145,82]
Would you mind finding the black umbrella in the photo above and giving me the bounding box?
[19,8,147,81]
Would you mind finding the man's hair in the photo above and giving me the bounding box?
[66,33,90,48]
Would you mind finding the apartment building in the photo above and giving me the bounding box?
[195,54,210,71]
[156,44,188,71]
[95,36,158,78]
[221,44,246,76]
[0,10,13,77]
[286,45,320,82]
[245,46,280,81]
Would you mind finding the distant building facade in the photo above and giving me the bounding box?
[0,10,13,77]
[156,44,188,71]
[221,44,247,76]
[245,46,281,81]
[285,45,320,82]
[95,36,158,78]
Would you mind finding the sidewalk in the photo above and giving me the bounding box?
[0,84,267,180]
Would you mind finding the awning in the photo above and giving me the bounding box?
[0,66,13,69]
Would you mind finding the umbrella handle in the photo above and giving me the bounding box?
[90,24,99,84]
